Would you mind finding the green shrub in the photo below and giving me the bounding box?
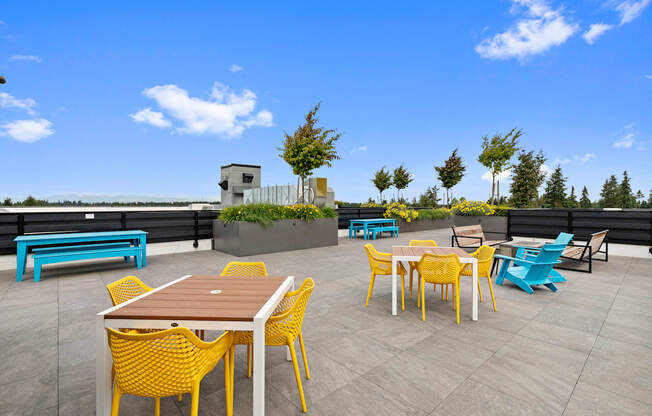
[219,203,336,226]
[416,208,452,220]
[490,205,511,216]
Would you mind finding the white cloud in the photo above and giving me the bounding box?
[0,92,37,115]
[540,164,553,177]
[129,108,171,128]
[613,133,634,148]
[350,145,368,154]
[612,0,650,24]
[482,168,512,182]
[229,64,244,72]
[475,0,578,60]
[554,157,571,165]
[0,118,54,142]
[583,23,613,44]
[576,153,596,164]
[10,54,42,63]
[645,74,652,79]
[133,82,273,137]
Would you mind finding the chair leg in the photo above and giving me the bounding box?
[247,344,252,378]
[365,272,376,306]
[417,276,421,307]
[400,274,405,311]
[224,349,233,416]
[190,382,200,416]
[440,284,444,301]
[298,332,310,379]
[487,277,497,311]
[445,284,449,301]
[455,283,460,324]
[155,398,160,416]
[111,385,123,416]
[288,342,308,412]
[177,394,182,402]
[421,278,426,321]
[478,279,484,303]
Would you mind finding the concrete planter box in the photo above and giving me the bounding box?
[453,215,508,240]
[212,217,338,257]
[398,216,454,233]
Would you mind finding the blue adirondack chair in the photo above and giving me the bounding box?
[513,233,573,283]
[494,243,566,294]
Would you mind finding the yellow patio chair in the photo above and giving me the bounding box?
[220,261,268,378]
[416,253,463,324]
[108,327,235,416]
[364,243,407,311]
[408,240,450,300]
[461,245,497,311]
[220,261,268,277]
[233,278,315,412]
[106,275,152,306]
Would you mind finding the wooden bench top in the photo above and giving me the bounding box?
[105,275,288,322]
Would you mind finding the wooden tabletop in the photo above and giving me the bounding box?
[104,275,288,321]
[392,246,471,258]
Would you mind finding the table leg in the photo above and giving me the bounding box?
[363,224,368,240]
[96,315,112,416]
[472,259,478,321]
[391,258,397,316]
[139,235,147,267]
[16,242,27,282]
[253,317,265,416]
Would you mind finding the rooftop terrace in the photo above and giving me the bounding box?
[1,228,651,415]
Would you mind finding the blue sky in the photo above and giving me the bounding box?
[1,0,651,203]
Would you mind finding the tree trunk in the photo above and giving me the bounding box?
[491,173,496,205]
[497,180,500,204]
[301,177,305,203]
[296,177,300,203]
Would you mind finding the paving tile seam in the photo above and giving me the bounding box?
[560,256,630,415]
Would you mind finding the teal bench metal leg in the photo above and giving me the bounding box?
[34,258,42,282]
[135,249,142,269]
[139,235,147,267]
[16,241,27,282]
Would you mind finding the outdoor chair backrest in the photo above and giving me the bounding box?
[586,230,608,259]
[553,232,574,246]
[453,225,485,245]
[525,243,566,280]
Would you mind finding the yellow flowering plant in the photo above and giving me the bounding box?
[450,200,495,216]
[383,202,419,223]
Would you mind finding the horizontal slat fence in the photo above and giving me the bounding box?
[0,210,219,255]
[335,207,385,229]
[508,209,652,245]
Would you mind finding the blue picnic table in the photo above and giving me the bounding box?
[14,230,148,282]
[348,218,398,240]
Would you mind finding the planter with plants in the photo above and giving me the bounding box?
[213,203,338,256]
[382,203,454,233]
[451,200,508,239]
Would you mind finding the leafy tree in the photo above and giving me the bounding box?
[278,103,341,203]
[371,166,392,204]
[417,185,441,207]
[599,175,619,208]
[566,186,578,208]
[435,149,466,206]
[477,128,522,205]
[543,165,567,208]
[509,150,546,208]
[617,170,636,208]
[393,164,413,201]
[2,197,11,206]
[579,186,591,208]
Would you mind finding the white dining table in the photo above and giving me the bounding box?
[391,246,479,320]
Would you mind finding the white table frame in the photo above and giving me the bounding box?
[96,274,295,416]
[391,247,478,320]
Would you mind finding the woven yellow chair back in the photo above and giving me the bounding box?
[108,327,232,398]
[461,245,496,276]
[409,240,438,247]
[364,243,392,272]
[106,276,152,306]
[220,261,268,277]
[267,278,315,343]
[416,253,463,284]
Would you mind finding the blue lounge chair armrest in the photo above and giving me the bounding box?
[494,254,535,265]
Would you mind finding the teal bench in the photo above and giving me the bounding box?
[369,225,399,240]
[32,243,143,282]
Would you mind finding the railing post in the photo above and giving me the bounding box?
[121,212,127,231]
[17,214,25,236]
[193,211,199,248]
[506,209,511,239]
[568,210,573,235]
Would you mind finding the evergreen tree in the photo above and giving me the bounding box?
[435,149,466,206]
[599,175,619,208]
[2,197,11,206]
[543,165,567,207]
[617,170,635,208]
[371,166,392,204]
[579,186,592,208]
[417,185,441,207]
[566,185,578,208]
[635,190,645,207]
[393,164,413,202]
[509,150,546,208]
[477,128,521,205]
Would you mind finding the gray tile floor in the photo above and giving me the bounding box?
[1,229,651,415]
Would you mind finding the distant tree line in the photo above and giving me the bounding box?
[1,196,219,207]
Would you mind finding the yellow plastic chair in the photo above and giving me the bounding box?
[416,253,463,324]
[407,240,450,300]
[220,261,268,277]
[461,245,497,311]
[233,278,315,412]
[108,327,235,416]
[364,243,407,311]
[220,261,268,378]
[106,275,152,306]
